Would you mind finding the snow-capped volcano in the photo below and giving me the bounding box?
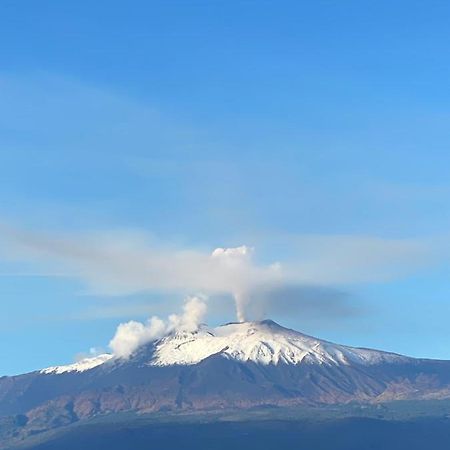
[4,318,450,440]
[39,320,408,375]
[149,320,407,367]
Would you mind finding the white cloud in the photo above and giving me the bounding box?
[0,224,441,324]
[109,296,208,358]
[167,295,208,332]
[284,234,434,284]
[0,225,282,321]
[211,245,253,259]
[109,316,167,358]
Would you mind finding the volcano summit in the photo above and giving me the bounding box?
[2,319,450,434]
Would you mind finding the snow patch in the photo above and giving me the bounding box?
[150,320,408,367]
[40,353,113,374]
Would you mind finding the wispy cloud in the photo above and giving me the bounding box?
[0,223,442,323]
[282,234,436,284]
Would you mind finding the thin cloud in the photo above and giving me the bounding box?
[0,223,441,323]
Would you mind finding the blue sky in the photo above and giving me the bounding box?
[2,0,450,374]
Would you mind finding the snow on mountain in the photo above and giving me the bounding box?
[40,353,113,374]
[38,320,409,375]
[150,319,408,367]
[5,320,450,449]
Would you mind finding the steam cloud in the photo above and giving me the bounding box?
[1,225,288,323]
[0,223,436,354]
[109,296,207,358]
[210,245,256,321]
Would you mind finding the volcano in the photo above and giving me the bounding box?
[2,320,450,444]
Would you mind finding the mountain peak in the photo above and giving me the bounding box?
[39,319,408,375]
[5,321,450,447]
[223,318,279,326]
[259,318,278,326]
[149,319,407,367]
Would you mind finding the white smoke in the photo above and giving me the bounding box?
[109,295,208,358]
[1,224,434,324]
[211,245,252,259]
[109,316,166,358]
[210,245,254,321]
[167,295,208,332]
[0,224,280,322]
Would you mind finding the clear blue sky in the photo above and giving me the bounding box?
[2,0,450,375]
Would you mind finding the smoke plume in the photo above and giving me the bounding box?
[109,296,207,358]
[0,225,285,322]
[0,224,435,328]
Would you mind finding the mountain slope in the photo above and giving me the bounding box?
[150,320,408,367]
[2,320,450,445]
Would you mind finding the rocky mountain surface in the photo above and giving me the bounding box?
[2,320,450,446]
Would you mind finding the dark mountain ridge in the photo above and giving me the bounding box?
[2,320,450,447]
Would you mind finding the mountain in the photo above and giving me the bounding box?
[150,319,408,366]
[2,320,450,446]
